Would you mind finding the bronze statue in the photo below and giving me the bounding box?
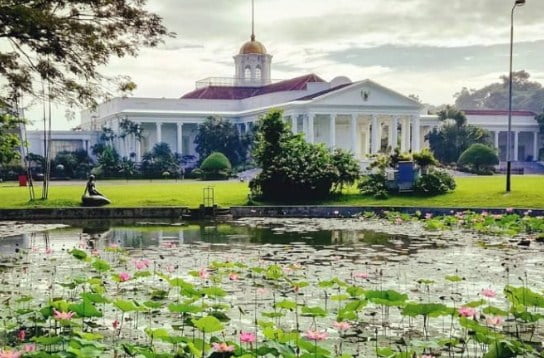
[81,175,111,206]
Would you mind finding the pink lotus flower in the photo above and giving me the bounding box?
[481,211,489,217]
[133,258,152,270]
[240,331,256,343]
[17,329,25,341]
[112,319,120,329]
[118,272,131,282]
[304,329,328,341]
[458,306,477,318]
[166,264,175,273]
[229,273,239,281]
[45,247,53,255]
[333,321,351,331]
[212,342,235,352]
[425,213,433,219]
[0,350,22,358]
[353,272,369,279]
[481,288,497,298]
[198,268,209,279]
[394,218,403,225]
[53,309,75,320]
[506,208,514,213]
[486,316,504,326]
[22,344,36,353]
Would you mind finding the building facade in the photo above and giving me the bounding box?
[27,32,542,164]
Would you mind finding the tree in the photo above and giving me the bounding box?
[458,144,499,174]
[0,1,170,108]
[0,112,23,173]
[197,152,232,180]
[427,106,490,164]
[454,71,544,113]
[250,111,360,201]
[141,143,180,179]
[194,117,253,167]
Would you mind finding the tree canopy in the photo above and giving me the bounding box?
[0,112,23,169]
[454,71,544,113]
[0,0,171,108]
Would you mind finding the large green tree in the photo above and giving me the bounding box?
[0,112,23,171]
[426,106,490,164]
[0,0,171,108]
[454,71,544,113]
[194,117,253,167]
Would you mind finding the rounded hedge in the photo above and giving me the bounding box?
[458,143,498,174]
[200,152,232,171]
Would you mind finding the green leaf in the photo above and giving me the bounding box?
[275,300,297,310]
[70,249,88,261]
[81,293,109,304]
[69,299,102,318]
[365,290,408,307]
[445,275,464,282]
[168,303,202,314]
[202,286,227,298]
[193,315,224,333]
[91,259,111,272]
[301,306,327,317]
[402,303,450,318]
[113,299,138,313]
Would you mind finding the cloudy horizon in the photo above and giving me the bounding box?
[25,0,544,130]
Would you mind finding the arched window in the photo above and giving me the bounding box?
[244,66,251,81]
[255,65,262,81]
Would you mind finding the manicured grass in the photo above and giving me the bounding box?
[0,175,543,209]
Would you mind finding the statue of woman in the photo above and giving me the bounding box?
[82,175,111,206]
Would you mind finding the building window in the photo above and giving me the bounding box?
[255,66,262,81]
[244,66,251,81]
[50,140,84,158]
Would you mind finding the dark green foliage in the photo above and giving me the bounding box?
[92,145,121,178]
[0,112,23,172]
[414,169,456,195]
[427,107,491,164]
[250,111,360,201]
[458,144,499,174]
[53,150,93,179]
[358,173,389,199]
[0,1,170,108]
[141,143,180,179]
[412,148,438,172]
[194,117,253,167]
[198,152,232,180]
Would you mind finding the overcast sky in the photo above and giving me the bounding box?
[27,0,544,129]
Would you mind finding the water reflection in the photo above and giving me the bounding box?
[1,219,417,254]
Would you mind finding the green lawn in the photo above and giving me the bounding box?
[0,175,543,209]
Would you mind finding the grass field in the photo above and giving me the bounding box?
[0,175,543,209]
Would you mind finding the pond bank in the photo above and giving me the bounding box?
[0,205,542,221]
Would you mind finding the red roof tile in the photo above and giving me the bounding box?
[462,109,537,117]
[181,74,325,100]
[295,83,352,101]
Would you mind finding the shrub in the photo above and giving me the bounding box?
[199,152,232,180]
[412,148,438,172]
[250,111,359,201]
[141,143,180,179]
[458,143,499,174]
[358,173,389,199]
[414,169,456,195]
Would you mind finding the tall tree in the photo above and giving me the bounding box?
[454,71,544,113]
[0,1,170,198]
[0,112,23,172]
[194,117,253,167]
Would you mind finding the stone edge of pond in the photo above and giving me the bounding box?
[1,206,543,221]
[230,206,544,218]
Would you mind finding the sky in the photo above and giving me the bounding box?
[25,0,544,130]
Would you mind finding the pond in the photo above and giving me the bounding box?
[0,213,543,357]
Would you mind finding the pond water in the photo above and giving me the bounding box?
[1,217,543,357]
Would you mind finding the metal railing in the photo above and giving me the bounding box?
[195,77,283,89]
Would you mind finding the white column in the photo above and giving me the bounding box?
[494,131,499,150]
[291,115,297,134]
[135,121,142,161]
[513,131,519,161]
[363,121,370,156]
[403,118,411,152]
[400,118,407,152]
[411,115,421,152]
[388,116,398,152]
[329,114,336,148]
[533,131,539,161]
[371,115,380,154]
[350,114,357,155]
[307,114,315,143]
[302,115,308,138]
[177,123,183,154]
[156,122,162,144]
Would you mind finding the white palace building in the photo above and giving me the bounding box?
[28,29,542,165]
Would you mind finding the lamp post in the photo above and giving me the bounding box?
[506,0,526,192]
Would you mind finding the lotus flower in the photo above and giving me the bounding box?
[481,288,497,298]
[212,342,235,352]
[198,268,209,279]
[22,344,36,353]
[228,273,239,281]
[458,306,477,318]
[118,272,131,282]
[17,329,25,341]
[0,350,22,358]
[53,309,75,320]
[486,316,504,326]
[304,329,328,341]
[333,321,351,331]
[353,272,369,279]
[240,331,256,343]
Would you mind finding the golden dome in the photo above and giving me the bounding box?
[239,35,267,55]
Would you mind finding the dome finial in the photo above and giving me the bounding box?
[251,0,255,41]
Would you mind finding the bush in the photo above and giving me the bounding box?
[141,143,180,179]
[414,169,456,195]
[250,111,360,201]
[458,143,499,174]
[412,148,438,172]
[199,152,232,180]
[358,173,389,199]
